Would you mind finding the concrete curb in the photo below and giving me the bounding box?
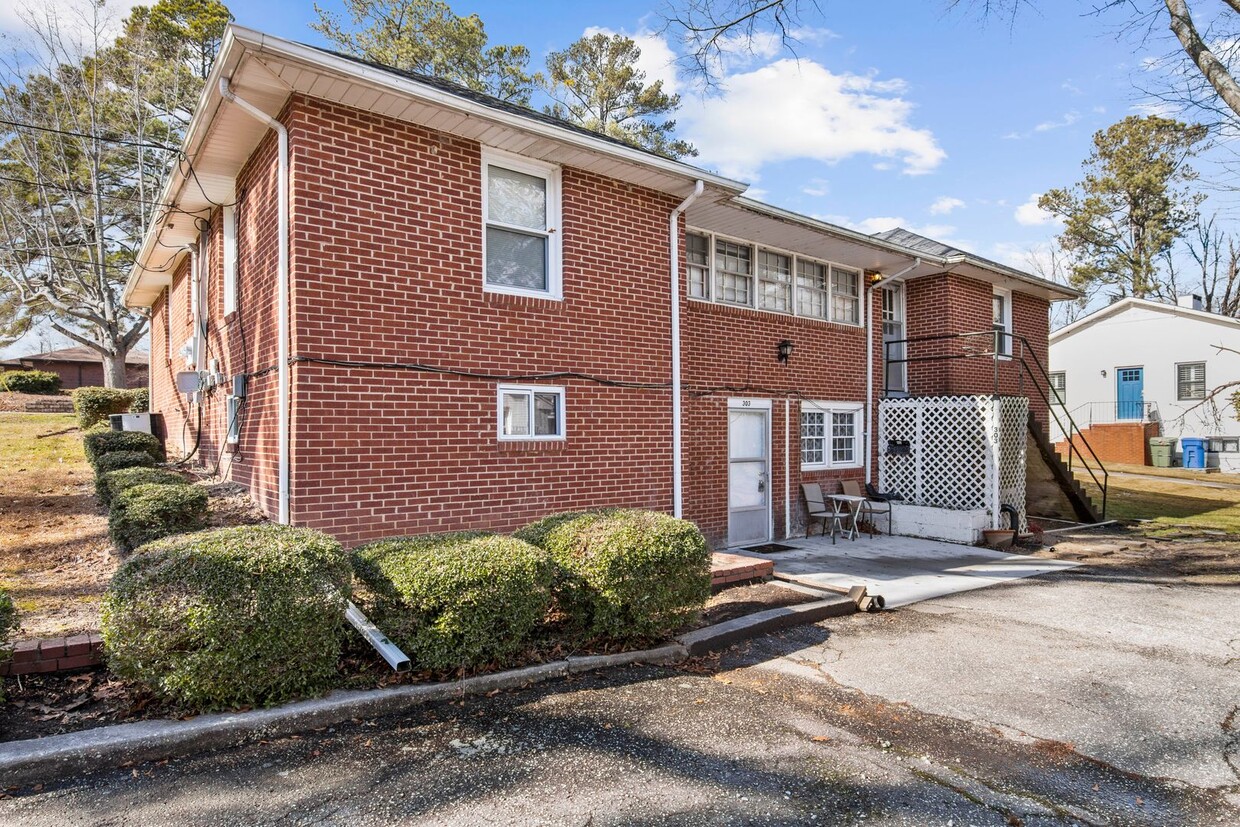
[0,644,687,788]
[675,595,857,655]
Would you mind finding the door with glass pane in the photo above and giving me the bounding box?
[1116,367,1144,421]
[882,285,906,395]
[728,406,770,547]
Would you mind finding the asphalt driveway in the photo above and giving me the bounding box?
[2,533,1237,826]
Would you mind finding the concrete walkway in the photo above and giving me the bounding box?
[735,533,1078,607]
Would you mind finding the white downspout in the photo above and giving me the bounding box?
[865,259,920,485]
[220,78,290,525]
[669,180,704,518]
[783,397,791,539]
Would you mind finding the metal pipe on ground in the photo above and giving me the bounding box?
[345,601,411,672]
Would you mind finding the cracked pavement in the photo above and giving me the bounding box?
[2,535,1239,825]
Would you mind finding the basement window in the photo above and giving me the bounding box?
[498,385,564,440]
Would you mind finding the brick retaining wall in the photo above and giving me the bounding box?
[1,634,104,676]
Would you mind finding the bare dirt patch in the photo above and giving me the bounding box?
[1037,528,1240,586]
[698,580,816,626]
[0,413,114,638]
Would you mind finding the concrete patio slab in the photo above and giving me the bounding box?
[732,534,1078,607]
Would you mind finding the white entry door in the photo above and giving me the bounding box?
[728,405,770,547]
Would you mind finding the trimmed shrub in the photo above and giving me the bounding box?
[353,532,553,671]
[96,465,187,506]
[84,429,164,468]
[517,509,711,643]
[0,369,61,394]
[129,387,150,413]
[108,483,208,553]
[0,588,15,702]
[73,386,134,428]
[93,450,157,477]
[101,525,351,710]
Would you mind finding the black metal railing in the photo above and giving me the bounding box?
[883,330,1108,520]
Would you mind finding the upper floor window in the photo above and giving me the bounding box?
[483,151,561,299]
[992,287,1013,357]
[1177,362,1206,401]
[687,229,864,326]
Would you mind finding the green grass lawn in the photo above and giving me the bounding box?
[1081,472,1240,535]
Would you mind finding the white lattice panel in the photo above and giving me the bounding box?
[879,395,1028,530]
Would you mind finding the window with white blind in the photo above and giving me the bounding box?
[688,230,865,326]
[483,150,561,298]
[801,402,863,469]
[1177,362,1206,401]
[498,385,564,440]
[1049,372,1067,406]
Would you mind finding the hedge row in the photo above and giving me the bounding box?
[353,509,711,670]
[0,370,61,394]
[72,386,148,428]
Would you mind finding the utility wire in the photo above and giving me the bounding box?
[0,118,180,152]
[289,355,670,390]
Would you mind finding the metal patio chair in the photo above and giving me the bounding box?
[802,482,847,544]
[841,480,893,538]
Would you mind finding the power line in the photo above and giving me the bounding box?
[0,118,180,152]
[0,173,198,213]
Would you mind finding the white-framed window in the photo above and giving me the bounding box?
[800,401,863,469]
[498,384,565,440]
[1049,371,1067,406]
[757,250,792,312]
[222,204,237,315]
[482,149,561,299]
[687,229,865,326]
[1177,362,1206,400]
[831,267,860,324]
[225,395,241,444]
[687,232,711,299]
[992,286,1013,357]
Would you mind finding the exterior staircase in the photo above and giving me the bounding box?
[1026,413,1100,523]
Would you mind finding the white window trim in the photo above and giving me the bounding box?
[222,204,237,315]
[685,228,864,327]
[497,384,566,441]
[800,401,864,471]
[481,148,563,301]
[992,286,1013,359]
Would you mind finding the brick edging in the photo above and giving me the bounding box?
[1,634,103,676]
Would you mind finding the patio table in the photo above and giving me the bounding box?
[829,494,867,541]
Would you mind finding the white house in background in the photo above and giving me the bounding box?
[1048,295,1240,468]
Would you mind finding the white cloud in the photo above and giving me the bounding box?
[1061,80,1083,96]
[1130,101,1178,117]
[817,215,964,247]
[0,0,141,38]
[929,196,965,215]
[583,27,681,94]
[801,178,830,197]
[1034,111,1080,132]
[680,58,945,180]
[1014,193,1056,226]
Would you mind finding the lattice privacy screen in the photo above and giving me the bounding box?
[879,395,1027,531]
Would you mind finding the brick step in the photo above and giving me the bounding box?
[711,551,774,588]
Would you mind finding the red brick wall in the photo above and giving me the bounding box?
[285,97,676,546]
[904,273,1051,426]
[1057,421,1158,466]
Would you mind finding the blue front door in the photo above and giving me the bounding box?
[1116,367,1144,420]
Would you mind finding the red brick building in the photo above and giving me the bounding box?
[0,347,148,390]
[123,26,1079,549]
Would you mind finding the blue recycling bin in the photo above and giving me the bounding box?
[1182,437,1207,469]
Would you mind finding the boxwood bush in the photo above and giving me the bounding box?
[96,466,188,507]
[101,525,351,710]
[516,509,711,643]
[83,429,164,468]
[73,387,135,428]
[108,483,208,553]
[128,387,150,413]
[93,450,157,478]
[0,369,61,394]
[353,532,554,671]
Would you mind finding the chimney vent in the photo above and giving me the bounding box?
[1177,294,1204,311]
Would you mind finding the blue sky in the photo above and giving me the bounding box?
[1,0,1227,356]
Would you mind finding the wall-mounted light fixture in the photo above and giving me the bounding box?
[1100,369,1108,378]
[777,339,794,363]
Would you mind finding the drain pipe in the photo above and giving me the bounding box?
[864,259,920,485]
[220,78,290,525]
[670,179,705,518]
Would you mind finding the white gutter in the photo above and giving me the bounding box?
[864,259,920,485]
[670,180,704,518]
[220,77,291,525]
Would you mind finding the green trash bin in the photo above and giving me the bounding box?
[1149,437,1175,468]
